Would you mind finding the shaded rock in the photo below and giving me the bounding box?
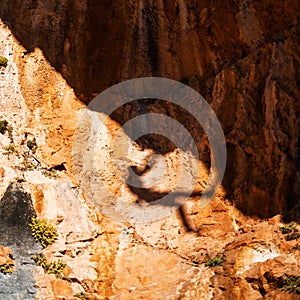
[0,182,40,300]
[0,0,299,219]
[0,1,299,299]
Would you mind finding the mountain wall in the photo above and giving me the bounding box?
[0,1,299,299]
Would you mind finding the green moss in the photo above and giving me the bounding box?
[0,263,14,274]
[32,253,67,279]
[74,292,89,299]
[0,56,8,68]
[283,276,300,294]
[28,218,58,248]
[205,254,223,267]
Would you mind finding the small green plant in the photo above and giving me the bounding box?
[280,224,296,234]
[3,144,15,154]
[0,263,14,274]
[205,254,223,267]
[3,144,19,157]
[0,56,8,68]
[282,276,300,294]
[280,223,300,241]
[32,253,66,279]
[0,120,8,134]
[16,159,37,171]
[42,169,59,179]
[74,292,88,299]
[22,160,37,171]
[27,139,37,152]
[29,218,58,248]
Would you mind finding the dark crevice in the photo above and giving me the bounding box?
[53,163,67,171]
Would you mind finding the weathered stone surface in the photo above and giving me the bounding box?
[0,1,299,299]
[0,182,39,300]
[1,0,298,218]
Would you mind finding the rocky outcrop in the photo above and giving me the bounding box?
[0,0,299,299]
[1,0,299,218]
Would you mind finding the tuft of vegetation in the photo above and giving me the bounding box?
[0,120,8,134]
[280,223,300,241]
[22,160,37,171]
[0,56,8,68]
[3,144,19,157]
[32,253,66,279]
[3,144,15,154]
[205,254,223,268]
[282,276,300,294]
[74,292,89,299]
[0,263,14,274]
[29,218,58,248]
[280,224,296,234]
[27,139,37,153]
[42,169,59,179]
[0,120,12,136]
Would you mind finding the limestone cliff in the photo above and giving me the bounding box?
[1,0,299,218]
[0,0,299,299]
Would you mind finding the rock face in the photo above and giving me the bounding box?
[0,183,40,300]
[1,0,299,218]
[0,246,14,267]
[0,1,299,299]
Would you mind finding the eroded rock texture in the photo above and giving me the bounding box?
[0,0,299,299]
[1,0,299,218]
